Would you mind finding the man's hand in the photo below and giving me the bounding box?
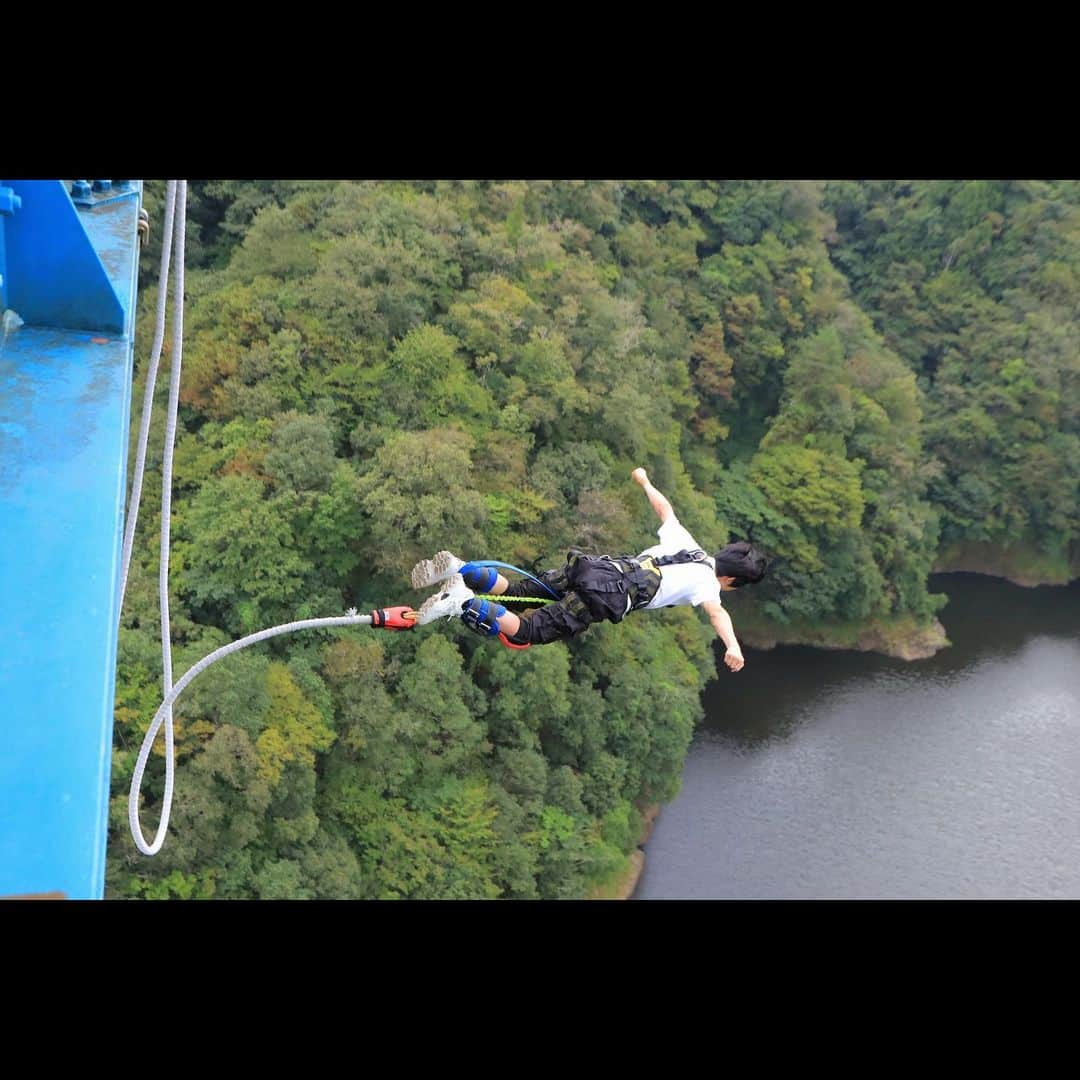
[705,601,745,672]
[633,467,674,522]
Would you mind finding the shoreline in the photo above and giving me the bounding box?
[590,802,661,900]
[933,542,1080,589]
[732,553,1078,662]
[737,613,950,662]
[619,803,661,900]
[738,558,1079,660]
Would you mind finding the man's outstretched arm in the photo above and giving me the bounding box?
[631,467,674,523]
[702,599,745,672]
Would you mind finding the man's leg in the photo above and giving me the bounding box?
[507,590,594,644]
[459,563,570,599]
[415,568,532,636]
[413,550,573,599]
[459,564,511,595]
[500,564,572,598]
[414,550,585,643]
[462,589,594,645]
[459,557,578,642]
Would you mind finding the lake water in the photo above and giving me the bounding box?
[636,574,1080,899]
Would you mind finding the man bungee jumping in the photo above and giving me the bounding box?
[410,467,768,671]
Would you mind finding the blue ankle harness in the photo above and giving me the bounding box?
[457,560,558,646]
[461,564,499,592]
[459,560,561,600]
[461,597,508,636]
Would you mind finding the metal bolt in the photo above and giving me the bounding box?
[92,179,112,193]
[71,180,92,199]
[0,186,22,215]
[114,180,131,190]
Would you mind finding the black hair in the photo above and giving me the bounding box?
[713,541,768,588]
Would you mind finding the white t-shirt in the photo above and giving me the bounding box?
[637,515,721,611]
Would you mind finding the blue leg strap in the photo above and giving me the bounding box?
[460,562,499,592]
[465,560,561,600]
[461,597,507,637]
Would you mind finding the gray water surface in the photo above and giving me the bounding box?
[636,574,1080,899]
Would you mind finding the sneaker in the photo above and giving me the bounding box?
[410,550,465,590]
[416,574,474,625]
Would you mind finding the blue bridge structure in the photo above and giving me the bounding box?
[0,180,144,899]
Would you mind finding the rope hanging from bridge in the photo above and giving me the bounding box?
[122,181,553,855]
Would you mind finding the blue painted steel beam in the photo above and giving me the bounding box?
[0,184,20,311]
[1,180,126,334]
[0,182,142,899]
[70,180,140,209]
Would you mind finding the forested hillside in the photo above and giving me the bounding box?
[109,180,1078,899]
[824,181,1079,584]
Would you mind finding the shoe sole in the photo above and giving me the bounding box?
[416,575,473,625]
[410,550,463,589]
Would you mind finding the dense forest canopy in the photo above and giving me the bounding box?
[110,180,1079,899]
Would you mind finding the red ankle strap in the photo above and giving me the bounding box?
[498,632,531,650]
